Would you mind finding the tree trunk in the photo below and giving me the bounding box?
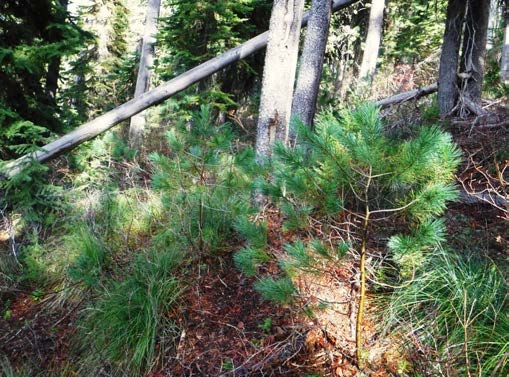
[255,0,305,163]
[438,0,468,116]
[45,0,69,103]
[357,0,385,83]
[460,0,491,103]
[1,0,359,179]
[501,2,509,83]
[128,0,161,151]
[290,0,332,135]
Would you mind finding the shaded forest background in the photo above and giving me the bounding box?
[0,0,508,376]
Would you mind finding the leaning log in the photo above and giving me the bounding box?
[1,0,359,179]
[374,83,438,108]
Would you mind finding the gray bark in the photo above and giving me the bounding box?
[373,83,438,108]
[501,3,509,83]
[1,0,359,179]
[291,0,332,134]
[358,0,385,82]
[438,0,468,116]
[255,0,305,163]
[128,0,161,150]
[460,0,491,103]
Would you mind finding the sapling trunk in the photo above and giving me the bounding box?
[356,207,370,367]
[356,171,371,368]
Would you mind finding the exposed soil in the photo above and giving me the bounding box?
[0,290,77,373]
[1,104,507,376]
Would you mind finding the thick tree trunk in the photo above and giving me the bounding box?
[255,0,305,163]
[438,0,468,116]
[290,0,332,134]
[1,0,359,179]
[128,0,161,150]
[501,3,509,83]
[358,0,385,83]
[460,0,491,103]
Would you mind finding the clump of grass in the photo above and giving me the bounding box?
[385,249,508,376]
[78,248,183,375]
[67,227,108,289]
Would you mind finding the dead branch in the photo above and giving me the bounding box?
[0,0,360,179]
[374,83,438,108]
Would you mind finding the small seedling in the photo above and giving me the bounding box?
[258,317,272,332]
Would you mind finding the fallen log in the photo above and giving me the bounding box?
[1,0,359,179]
[374,83,438,108]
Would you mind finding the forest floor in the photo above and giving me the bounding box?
[1,103,508,376]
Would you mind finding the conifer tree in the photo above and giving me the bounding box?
[0,0,86,159]
[156,0,271,118]
[128,0,161,151]
[238,105,461,366]
[255,0,305,162]
[150,106,255,255]
[291,0,332,133]
[358,0,385,86]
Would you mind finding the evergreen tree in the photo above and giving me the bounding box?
[291,0,332,132]
[0,0,87,159]
[255,0,305,163]
[384,0,447,64]
[155,0,271,119]
[238,105,461,366]
[358,0,386,85]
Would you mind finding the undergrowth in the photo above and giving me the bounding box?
[385,249,508,376]
[1,103,506,376]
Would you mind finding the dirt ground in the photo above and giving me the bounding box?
[1,103,507,376]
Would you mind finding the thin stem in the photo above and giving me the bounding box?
[356,166,372,368]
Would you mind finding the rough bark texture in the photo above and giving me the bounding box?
[255,0,305,163]
[128,0,161,150]
[460,0,491,103]
[1,0,359,179]
[501,4,509,83]
[438,0,468,116]
[358,0,385,82]
[291,0,332,133]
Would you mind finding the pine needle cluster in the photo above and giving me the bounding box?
[259,104,461,281]
[237,104,461,364]
[150,105,255,256]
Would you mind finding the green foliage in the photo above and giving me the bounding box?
[269,105,460,230]
[484,19,509,99]
[80,249,182,374]
[234,246,270,276]
[0,162,63,226]
[244,105,460,314]
[234,216,267,249]
[157,0,267,76]
[0,119,65,224]
[385,250,508,376]
[155,0,270,118]
[150,105,255,255]
[258,317,273,332]
[255,277,296,305]
[0,0,88,159]
[388,219,446,279]
[68,227,108,289]
[383,0,447,64]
